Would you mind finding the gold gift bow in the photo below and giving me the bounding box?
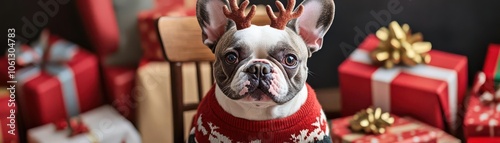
[87,132,99,143]
[371,21,432,69]
[349,107,395,134]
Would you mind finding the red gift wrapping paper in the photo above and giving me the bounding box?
[16,42,102,129]
[338,34,468,130]
[76,0,119,58]
[0,57,11,87]
[464,95,500,137]
[155,0,187,9]
[467,137,500,143]
[103,66,137,123]
[0,89,19,143]
[331,115,459,143]
[483,43,500,84]
[138,4,195,61]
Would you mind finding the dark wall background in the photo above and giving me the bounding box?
[0,0,91,51]
[2,0,500,88]
[306,0,500,88]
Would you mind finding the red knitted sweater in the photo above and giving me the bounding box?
[188,84,331,143]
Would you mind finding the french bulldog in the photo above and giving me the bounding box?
[189,0,335,142]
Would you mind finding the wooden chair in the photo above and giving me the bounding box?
[157,14,271,142]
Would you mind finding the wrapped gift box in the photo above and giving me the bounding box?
[76,0,119,58]
[17,34,102,129]
[464,90,500,137]
[331,115,459,143]
[467,137,500,143]
[103,67,137,123]
[0,88,19,143]
[138,4,195,61]
[483,43,500,84]
[1,44,31,87]
[0,57,15,87]
[136,59,212,143]
[339,34,468,130]
[28,105,141,143]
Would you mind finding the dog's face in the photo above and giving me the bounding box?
[213,26,309,104]
[197,0,335,105]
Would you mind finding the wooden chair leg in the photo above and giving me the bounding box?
[171,62,185,143]
[210,62,214,84]
[195,62,204,101]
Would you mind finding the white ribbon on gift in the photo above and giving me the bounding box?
[28,106,142,143]
[349,49,458,129]
[17,38,80,117]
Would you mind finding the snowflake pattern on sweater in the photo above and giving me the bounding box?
[188,84,332,143]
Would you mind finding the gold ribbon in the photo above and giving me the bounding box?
[371,21,432,69]
[87,132,99,143]
[349,107,394,134]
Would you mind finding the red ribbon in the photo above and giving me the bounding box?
[474,72,500,103]
[54,118,89,137]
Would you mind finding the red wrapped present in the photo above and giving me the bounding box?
[483,43,500,84]
[1,44,31,87]
[331,115,459,143]
[76,0,119,58]
[339,31,467,130]
[467,137,500,143]
[138,4,195,61]
[0,56,11,87]
[0,88,19,143]
[16,32,102,129]
[103,66,137,123]
[28,105,140,143]
[464,72,500,137]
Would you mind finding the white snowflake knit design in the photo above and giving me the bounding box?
[198,114,208,135]
[208,122,232,143]
[196,114,327,143]
[197,114,245,143]
[290,113,328,143]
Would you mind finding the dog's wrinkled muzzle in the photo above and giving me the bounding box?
[243,61,276,100]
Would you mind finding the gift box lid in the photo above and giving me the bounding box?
[331,115,460,143]
[339,34,468,131]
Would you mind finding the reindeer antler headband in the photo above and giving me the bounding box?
[223,0,304,30]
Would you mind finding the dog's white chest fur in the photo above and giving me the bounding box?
[215,84,308,120]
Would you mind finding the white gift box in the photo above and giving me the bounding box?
[28,105,141,143]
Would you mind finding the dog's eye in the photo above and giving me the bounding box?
[225,53,238,64]
[283,54,297,67]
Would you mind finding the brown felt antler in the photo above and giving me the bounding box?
[266,0,304,30]
[223,0,256,30]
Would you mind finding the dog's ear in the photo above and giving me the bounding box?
[287,0,335,54]
[197,0,233,52]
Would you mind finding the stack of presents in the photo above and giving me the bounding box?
[1,0,205,142]
[0,0,499,143]
[334,21,500,142]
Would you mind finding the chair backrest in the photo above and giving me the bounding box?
[157,14,270,142]
[158,14,271,62]
[158,17,215,62]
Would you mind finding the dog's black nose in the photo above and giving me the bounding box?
[246,62,272,77]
